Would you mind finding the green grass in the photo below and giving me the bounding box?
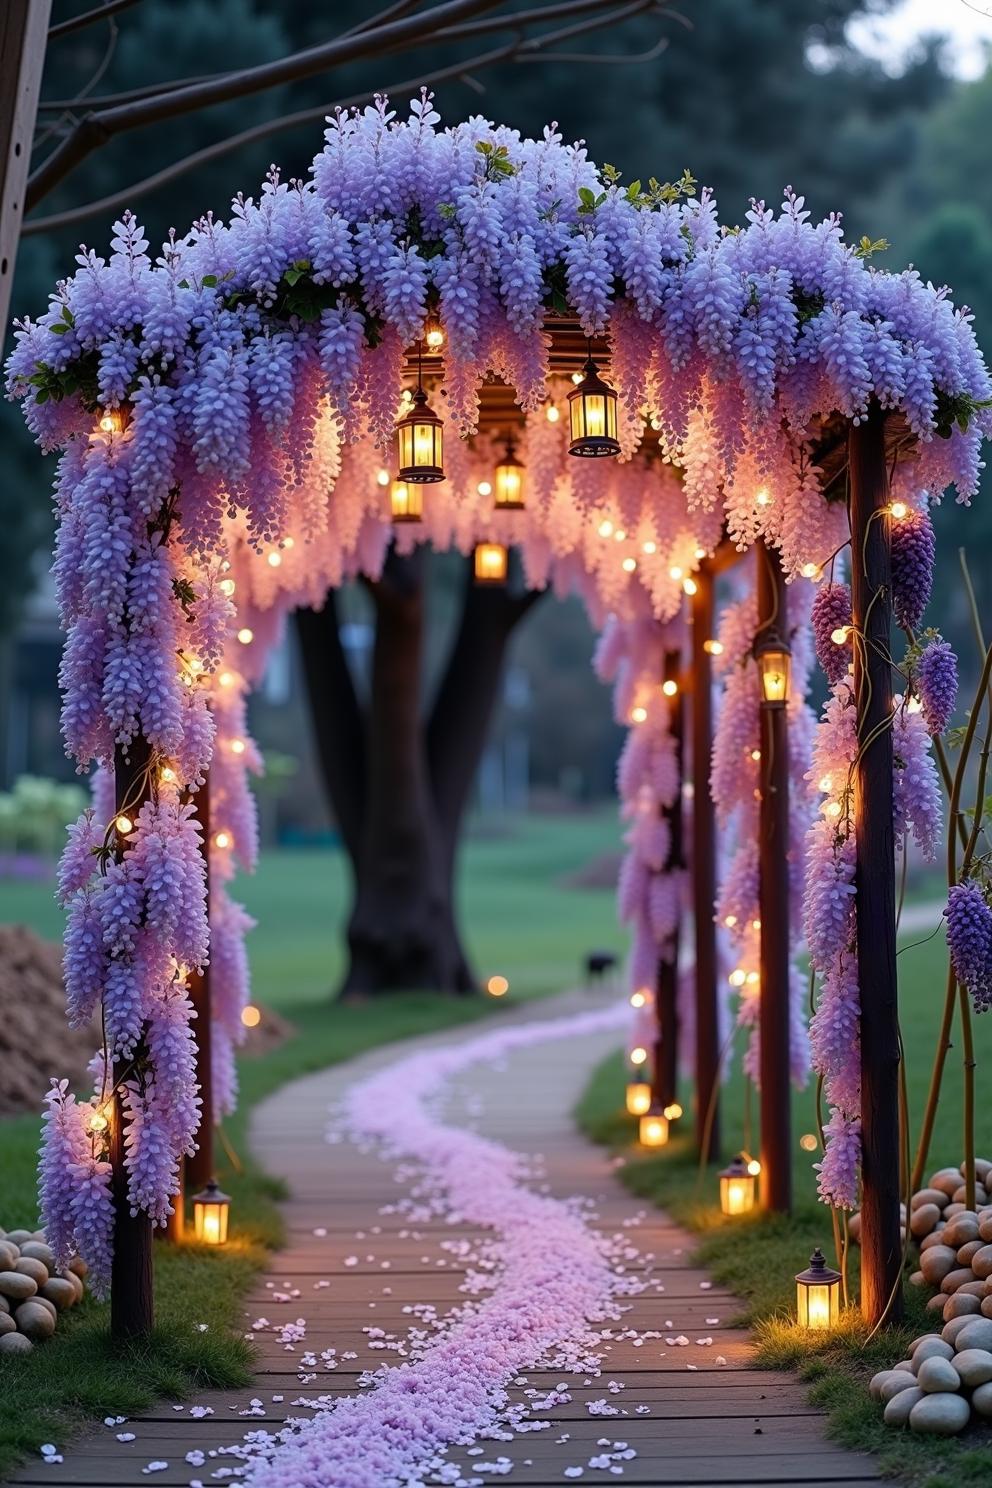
[575,924,992,1487]
[0,810,621,1475]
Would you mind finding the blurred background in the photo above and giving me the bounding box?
[3,0,991,876]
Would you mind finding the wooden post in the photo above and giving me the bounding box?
[652,648,683,1113]
[184,778,213,1196]
[0,0,51,335]
[850,403,902,1326]
[756,543,792,1214]
[690,563,720,1161]
[111,739,154,1339]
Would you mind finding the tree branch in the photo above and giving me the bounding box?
[26,0,658,210]
[48,0,140,41]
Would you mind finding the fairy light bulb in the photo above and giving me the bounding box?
[268,551,282,567]
[376,468,390,487]
[425,324,445,350]
[598,520,614,538]
[115,814,133,835]
[751,748,761,762]
[219,578,236,597]
[642,540,657,555]
[662,679,678,697]
[160,765,177,785]
[241,1004,261,1028]
[214,830,232,850]
[729,968,747,987]
[98,409,125,435]
[724,914,738,928]
[756,487,771,507]
[818,775,832,793]
[86,1106,110,1135]
[477,481,492,497]
[614,529,626,542]
[826,801,842,818]
[237,627,254,645]
[669,565,683,581]
[630,990,647,1009]
[703,639,724,656]
[546,405,560,423]
[683,576,697,596]
[630,1045,648,1066]
[890,501,908,520]
[831,626,850,646]
[229,738,246,755]
[631,705,648,724]
[622,557,637,573]
[218,671,235,689]
[800,563,821,580]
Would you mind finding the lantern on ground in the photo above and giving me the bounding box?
[719,1154,757,1216]
[474,543,508,585]
[795,1247,842,1330]
[494,436,526,510]
[638,1106,669,1148]
[755,630,791,707]
[567,357,620,458]
[625,1079,652,1116]
[390,479,422,523]
[192,1180,231,1246]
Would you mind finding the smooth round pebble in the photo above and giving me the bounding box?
[927,1294,948,1315]
[29,1296,57,1324]
[4,1230,33,1248]
[0,1314,15,1337]
[914,1188,950,1212]
[880,1370,920,1402]
[14,1258,48,1287]
[954,1318,992,1352]
[921,1230,949,1252]
[980,1217,992,1243]
[946,1204,967,1219]
[14,1301,55,1341]
[0,1331,33,1356]
[952,1348,992,1387]
[940,1267,974,1295]
[943,1213,980,1248]
[942,1315,977,1346]
[0,1271,36,1302]
[917,1356,961,1393]
[58,1269,84,1303]
[848,1212,862,1243]
[930,1168,964,1198]
[972,1381,992,1419]
[911,1203,941,1238]
[971,1244,992,1280]
[909,1270,926,1288]
[0,1242,18,1271]
[909,1392,970,1435]
[869,1370,895,1401]
[67,1256,87,1279]
[884,1386,925,1426]
[18,1242,55,1271]
[957,1240,983,1266]
[921,1246,957,1285]
[911,1336,955,1364]
[0,1294,8,1315]
[944,1292,980,1321]
[39,1278,76,1311]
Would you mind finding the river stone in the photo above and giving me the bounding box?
[970,1244,992,1280]
[39,1278,76,1311]
[910,1391,970,1435]
[931,1168,966,1198]
[0,1331,33,1356]
[911,1204,941,1239]
[0,1241,18,1270]
[921,1246,957,1285]
[884,1386,925,1426]
[0,1271,36,1302]
[921,1229,949,1252]
[58,1268,84,1303]
[953,1185,989,1208]
[869,1370,897,1401]
[917,1356,961,1393]
[940,1267,974,1295]
[981,1216,992,1243]
[914,1187,950,1211]
[945,1204,967,1220]
[910,1270,926,1289]
[953,1317,992,1353]
[14,1301,55,1340]
[942,1315,978,1346]
[953,1347,992,1387]
[67,1255,87,1279]
[957,1240,983,1266]
[18,1242,55,1271]
[14,1257,48,1287]
[972,1381,992,1418]
[943,1212,980,1248]
[944,1292,980,1321]
[29,1295,57,1324]
[927,1294,949,1315]
[4,1229,33,1247]
[0,1314,14,1336]
[911,1336,955,1365]
[879,1370,920,1402]
[0,1294,8,1315]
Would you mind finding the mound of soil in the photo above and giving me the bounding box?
[0,925,96,1116]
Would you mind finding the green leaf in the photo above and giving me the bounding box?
[201,274,218,288]
[49,323,67,334]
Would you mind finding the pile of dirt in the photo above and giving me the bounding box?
[0,925,95,1116]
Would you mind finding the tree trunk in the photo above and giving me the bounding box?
[297,548,544,999]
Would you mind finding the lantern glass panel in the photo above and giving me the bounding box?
[192,1181,231,1246]
[390,480,422,522]
[719,1158,756,1216]
[795,1249,841,1329]
[494,459,525,509]
[626,1081,652,1116]
[567,360,620,457]
[758,646,791,705]
[396,393,444,482]
[638,1110,669,1148]
[474,543,508,584]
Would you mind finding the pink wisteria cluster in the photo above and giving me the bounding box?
[711,564,815,1089]
[806,538,944,1210]
[595,616,687,1064]
[237,1003,630,1488]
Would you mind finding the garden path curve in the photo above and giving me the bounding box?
[10,987,880,1488]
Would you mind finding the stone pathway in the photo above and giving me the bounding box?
[9,988,880,1487]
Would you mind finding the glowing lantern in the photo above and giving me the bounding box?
[390,479,423,523]
[719,1154,757,1216]
[494,438,526,510]
[474,543,508,585]
[639,1107,669,1148]
[625,1080,652,1116]
[396,385,444,483]
[755,632,791,706]
[567,357,620,458]
[486,975,509,997]
[192,1180,231,1247]
[795,1247,842,1330]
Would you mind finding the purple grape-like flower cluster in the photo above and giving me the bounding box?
[811,582,852,686]
[946,880,992,1014]
[891,507,935,633]
[916,637,958,736]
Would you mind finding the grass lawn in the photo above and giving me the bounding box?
[0,809,621,1476]
[576,924,992,1488]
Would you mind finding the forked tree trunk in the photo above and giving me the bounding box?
[295,548,543,998]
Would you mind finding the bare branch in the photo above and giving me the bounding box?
[48,0,140,41]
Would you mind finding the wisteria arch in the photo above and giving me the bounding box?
[8,92,989,1336]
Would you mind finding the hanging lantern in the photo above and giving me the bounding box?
[396,365,444,484]
[494,436,526,510]
[474,543,508,585]
[390,479,423,523]
[638,1106,669,1148]
[755,631,791,707]
[719,1154,757,1216]
[795,1247,842,1330]
[567,357,620,458]
[192,1179,231,1246]
[625,1079,652,1116]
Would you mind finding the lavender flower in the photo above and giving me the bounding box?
[891,507,935,632]
[811,583,852,686]
[917,638,958,736]
[946,880,992,1013]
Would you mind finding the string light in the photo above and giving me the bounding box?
[218,671,235,689]
[800,1133,819,1152]
[613,529,626,542]
[267,551,282,567]
[86,1105,111,1135]
[751,748,761,761]
[662,679,678,697]
[241,1004,261,1028]
[703,639,724,656]
[800,562,821,580]
[425,322,445,350]
[683,576,697,596]
[115,814,133,835]
[825,801,842,818]
[630,1045,648,1066]
[545,404,560,423]
[642,540,657,555]
[219,578,236,597]
[598,520,614,538]
[159,765,177,784]
[746,1157,761,1176]
[487,974,509,997]
[729,968,747,987]
[214,830,232,850]
[630,705,648,724]
[818,775,832,793]
[831,626,850,646]
[664,1102,683,1121]
[890,501,908,520]
[756,486,771,507]
[669,565,683,581]
[724,914,737,928]
[98,409,125,435]
[281,537,295,550]
[376,468,390,487]
[622,557,637,573]
[237,627,254,645]
[694,546,707,560]
[229,738,246,755]
[477,481,492,497]
[630,990,647,1008]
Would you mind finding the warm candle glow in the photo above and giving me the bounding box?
[626,1080,652,1116]
[98,409,126,435]
[474,543,508,584]
[494,449,526,510]
[115,814,133,835]
[662,679,678,697]
[241,1004,261,1028]
[629,1045,648,1066]
[639,1110,670,1148]
[237,627,254,645]
[703,639,724,656]
[756,641,791,705]
[397,386,444,482]
[214,830,232,850]
[390,480,423,523]
[486,974,509,997]
[567,357,620,457]
[192,1180,231,1247]
[719,1156,756,1216]
[795,1248,841,1330]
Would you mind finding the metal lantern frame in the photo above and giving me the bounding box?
[754,628,792,708]
[795,1247,842,1330]
[192,1178,231,1246]
[494,434,526,510]
[396,385,445,484]
[567,356,620,458]
[390,479,423,523]
[719,1153,757,1216]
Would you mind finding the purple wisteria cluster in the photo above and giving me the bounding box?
[946,880,992,1014]
[710,567,816,1090]
[916,636,958,736]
